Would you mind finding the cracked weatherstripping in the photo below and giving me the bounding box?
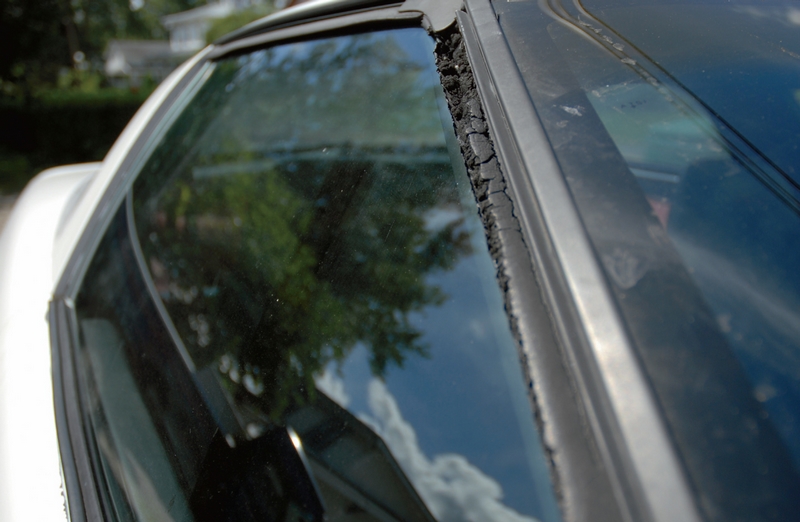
[434,28,513,264]
[433,26,563,504]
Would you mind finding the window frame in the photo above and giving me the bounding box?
[455,2,703,522]
[47,2,661,521]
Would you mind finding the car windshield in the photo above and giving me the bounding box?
[495,0,800,519]
[73,27,561,522]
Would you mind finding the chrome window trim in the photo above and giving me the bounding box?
[459,1,702,521]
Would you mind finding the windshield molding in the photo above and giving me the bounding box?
[460,1,702,521]
[50,298,103,522]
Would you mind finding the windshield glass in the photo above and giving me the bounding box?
[583,0,800,186]
[74,27,560,522]
[494,0,800,519]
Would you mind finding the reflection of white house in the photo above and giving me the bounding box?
[104,40,176,88]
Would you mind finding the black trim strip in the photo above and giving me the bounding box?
[50,299,100,521]
[50,54,212,522]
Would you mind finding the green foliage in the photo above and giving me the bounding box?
[0,0,199,95]
[132,30,469,422]
[0,88,150,194]
[0,150,32,194]
[70,0,200,58]
[35,87,152,104]
[0,0,71,94]
[205,4,276,44]
[56,68,105,92]
[141,155,470,421]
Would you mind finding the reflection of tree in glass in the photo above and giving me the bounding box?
[133,30,471,420]
[215,33,445,149]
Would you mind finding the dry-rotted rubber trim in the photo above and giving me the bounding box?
[433,24,564,506]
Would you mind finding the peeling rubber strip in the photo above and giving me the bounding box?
[433,23,564,507]
[434,27,519,310]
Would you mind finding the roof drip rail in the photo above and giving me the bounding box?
[215,0,402,43]
[216,0,463,44]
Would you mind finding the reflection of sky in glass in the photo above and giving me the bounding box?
[583,2,800,183]
[316,215,559,522]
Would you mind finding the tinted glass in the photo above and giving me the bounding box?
[494,0,800,519]
[75,27,560,522]
[583,0,800,185]
[76,206,210,522]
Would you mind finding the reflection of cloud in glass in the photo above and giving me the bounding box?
[315,366,351,408]
[790,7,800,25]
[733,6,800,27]
[357,379,540,522]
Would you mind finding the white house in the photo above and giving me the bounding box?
[104,0,304,86]
[104,40,175,87]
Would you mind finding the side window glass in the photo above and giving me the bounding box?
[76,27,561,522]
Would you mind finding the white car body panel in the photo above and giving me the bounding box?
[0,163,100,522]
[0,47,210,522]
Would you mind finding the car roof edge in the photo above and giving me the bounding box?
[215,0,403,44]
